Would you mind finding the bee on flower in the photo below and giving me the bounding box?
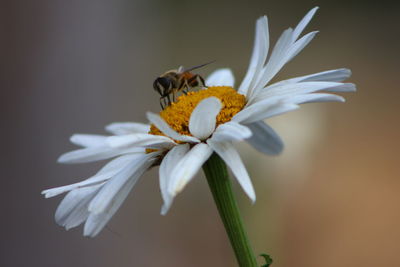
[42,7,356,237]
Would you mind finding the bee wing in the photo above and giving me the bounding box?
[177,66,185,73]
[182,60,216,72]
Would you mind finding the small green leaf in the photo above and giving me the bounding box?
[260,253,273,267]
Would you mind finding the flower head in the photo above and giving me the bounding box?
[43,7,355,237]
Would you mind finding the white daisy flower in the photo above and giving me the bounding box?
[42,7,355,237]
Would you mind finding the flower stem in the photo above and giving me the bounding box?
[203,153,258,267]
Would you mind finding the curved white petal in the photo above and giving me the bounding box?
[146,112,200,143]
[249,30,319,101]
[57,146,144,164]
[292,7,319,40]
[83,155,154,237]
[211,121,252,142]
[266,81,344,96]
[285,31,318,62]
[57,146,117,164]
[324,83,356,93]
[238,16,269,96]
[159,144,190,215]
[206,68,235,87]
[288,93,345,104]
[273,68,352,84]
[189,97,222,140]
[106,133,175,148]
[84,210,112,237]
[233,98,299,124]
[252,28,293,93]
[168,143,213,197]
[105,122,150,135]
[97,154,147,175]
[83,153,156,237]
[253,81,347,104]
[55,184,103,230]
[43,173,110,199]
[70,134,107,147]
[245,121,284,155]
[207,140,255,203]
[245,8,320,101]
[88,153,156,215]
[43,154,141,198]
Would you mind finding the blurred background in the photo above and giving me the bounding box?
[2,0,400,266]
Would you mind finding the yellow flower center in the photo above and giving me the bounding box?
[149,86,246,137]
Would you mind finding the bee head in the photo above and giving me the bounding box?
[153,77,172,96]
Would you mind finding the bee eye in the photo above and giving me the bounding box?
[154,77,171,91]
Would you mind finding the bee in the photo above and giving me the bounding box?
[153,61,214,109]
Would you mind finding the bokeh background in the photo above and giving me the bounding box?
[2,0,400,266]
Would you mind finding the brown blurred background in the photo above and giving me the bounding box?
[2,0,400,266]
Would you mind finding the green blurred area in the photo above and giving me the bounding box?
[2,0,400,266]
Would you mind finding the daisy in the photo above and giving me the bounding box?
[42,7,355,237]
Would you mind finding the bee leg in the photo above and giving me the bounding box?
[191,74,206,88]
[188,75,205,89]
[167,93,172,106]
[160,97,165,109]
[183,80,191,93]
[187,76,197,87]
[172,90,176,102]
[198,75,206,87]
[176,81,185,96]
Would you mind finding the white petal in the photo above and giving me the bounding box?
[206,69,235,87]
[83,155,154,237]
[106,133,174,148]
[245,103,299,124]
[96,154,147,175]
[238,16,269,96]
[285,31,318,62]
[57,146,117,164]
[43,154,141,198]
[43,173,110,199]
[292,7,319,40]
[146,112,200,143]
[253,81,346,103]
[211,121,252,142]
[168,143,213,196]
[70,134,107,147]
[246,17,270,96]
[250,82,355,107]
[207,140,255,202]
[288,93,345,104]
[249,28,293,99]
[233,99,299,124]
[245,121,283,155]
[189,97,222,140]
[83,172,143,237]
[159,144,190,215]
[324,83,356,93]
[274,68,352,84]
[84,211,112,237]
[57,146,144,164]
[247,9,320,101]
[88,153,155,215]
[250,31,319,102]
[105,122,150,135]
[55,184,103,230]
[84,212,110,237]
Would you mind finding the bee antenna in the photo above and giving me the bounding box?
[183,60,216,72]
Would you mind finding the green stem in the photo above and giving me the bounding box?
[202,153,258,267]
